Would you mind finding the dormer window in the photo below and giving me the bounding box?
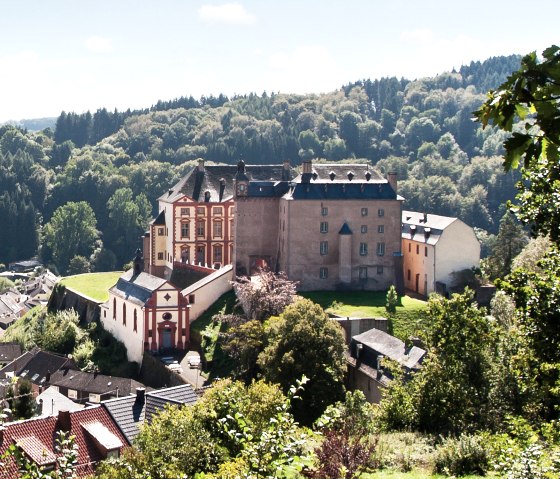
[204,191,211,202]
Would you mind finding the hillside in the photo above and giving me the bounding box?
[0,54,522,273]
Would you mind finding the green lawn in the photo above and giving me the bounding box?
[59,272,123,302]
[300,291,428,340]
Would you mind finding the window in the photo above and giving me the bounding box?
[377,266,384,275]
[407,269,411,280]
[148,330,152,338]
[133,310,137,332]
[416,244,419,254]
[359,242,368,256]
[213,207,223,215]
[321,207,328,216]
[181,222,190,238]
[181,208,190,216]
[320,267,328,279]
[158,227,165,236]
[157,252,164,260]
[408,243,411,252]
[378,225,384,233]
[188,294,195,304]
[377,242,385,256]
[425,246,428,257]
[113,298,116,320]
[162,312,172,320]
[122,303,126,326]
[320,222,328,233]
[213,220,223,238]
[213,245,223,263]
[89,393,101,403]
[181,328,187,337]
[361,225,368,234]
[378,208,384,217]
[68,389,77,400]
[361,207,368,216]
[359,266,368,279]
[320,241,328,255]
[197,220,205,237]
[197,207,205,215]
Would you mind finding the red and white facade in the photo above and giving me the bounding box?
[101,270,190,364]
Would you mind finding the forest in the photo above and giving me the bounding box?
[0,54,522,275]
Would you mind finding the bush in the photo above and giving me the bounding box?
[433,433,490,476]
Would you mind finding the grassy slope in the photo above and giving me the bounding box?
[59,272,123,302]
[300,291,427,340]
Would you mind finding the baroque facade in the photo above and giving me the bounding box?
[143,159,292,279]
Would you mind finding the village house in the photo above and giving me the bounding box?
[346,327,426,403]
[401,210,480,297]
[0,406,127,478]
[102,384,198,443]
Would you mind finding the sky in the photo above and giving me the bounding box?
[0,0,558,123]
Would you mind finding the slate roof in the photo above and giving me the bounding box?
[0,406,127,478]
[102,384,198,443]
[145,384,198,421]
[49,368,145,397]
[401,210,457,245]
[352,328,426,370]
[0,342,22,365]
[3,349,78,386]
[109,269,168,306]
[305,163,384,182]
[286,181,398,201]
[160,162,294,203]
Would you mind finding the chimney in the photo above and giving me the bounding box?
[423,212,428,223]
[387,171,397,193]
[57,409,72,432]
[135,387,146,405]
[197,159,205,172]
[301,160,313,183]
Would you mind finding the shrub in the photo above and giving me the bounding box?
[433,433,490,476]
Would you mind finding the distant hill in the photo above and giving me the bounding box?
[2,117,57,131]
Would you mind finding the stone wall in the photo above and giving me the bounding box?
[47,284,101,323]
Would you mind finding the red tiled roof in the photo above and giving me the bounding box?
[0,406,127,478]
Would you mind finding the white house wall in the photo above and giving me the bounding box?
[183,265,233,322]
[101,296,145,364]
[433,220,480,287]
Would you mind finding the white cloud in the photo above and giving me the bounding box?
[198,3,256,26]
[85,36,113,53]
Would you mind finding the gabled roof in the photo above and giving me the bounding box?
[0,406,127,478]
[49,368,145,397]
[145,384,198,421]
[353,328,426,370]
[401,210,457,245]
[109,269,170,306]
[160,163,294,203]
[102,384,198,443]
[36,386,84,416]
[8,349,78,386]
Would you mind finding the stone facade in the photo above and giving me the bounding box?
[235,160,404,291]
